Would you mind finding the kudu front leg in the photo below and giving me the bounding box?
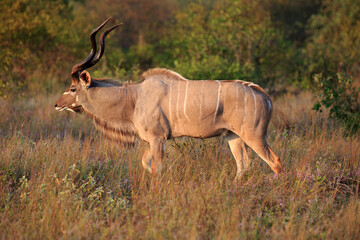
[240,133,282,175]
[141,147,152,173]
[148,138,165,178]
[227,133,251,183]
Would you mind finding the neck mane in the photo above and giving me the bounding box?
[82,84,139,147]
[92,78,136,87]
[141,68,187,81]
[84,110,136,147]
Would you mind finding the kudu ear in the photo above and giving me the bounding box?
[79,71,92,89]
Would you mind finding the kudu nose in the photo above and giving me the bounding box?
[55,104,58,108]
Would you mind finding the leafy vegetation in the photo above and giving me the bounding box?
[158,0,290,86]
[313,73,360,135]
[0,0,79,97]
[1,0,359,93]
[306,0,360,78]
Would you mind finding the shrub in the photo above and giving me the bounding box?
[306,0,360,78]
[157,0,290,86]
[312,73,360,135]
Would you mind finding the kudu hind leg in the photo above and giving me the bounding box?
[227,133,251,181]
[241,134,282,174]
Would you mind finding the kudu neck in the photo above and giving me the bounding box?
[80,83,140,146]
[81,83,139,124]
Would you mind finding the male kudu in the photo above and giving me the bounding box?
[55,18,282,181]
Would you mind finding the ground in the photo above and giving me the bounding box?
[0,91,359,239]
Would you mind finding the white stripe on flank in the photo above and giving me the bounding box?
[243,85,247,123]
[169,80,173,123]
[183,80,190,121]
[249,87,257,123]
[214,81,221,124]
[176,80,181,120]
[199,80,205,121]
[236,84,239,111]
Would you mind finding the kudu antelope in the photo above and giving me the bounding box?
[55,18,282,181]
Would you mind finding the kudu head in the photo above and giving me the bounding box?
[55,17,121,113]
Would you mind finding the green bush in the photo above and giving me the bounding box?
[306,0,360,79]
[156,0,291,86]
[0,0,83,98]
[1,0,360,98]
[313,73,360,135]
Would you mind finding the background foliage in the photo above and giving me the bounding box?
[306,0,360,78]
[313,73,360,135]
[0,0,80,96]
[1,0,359,91]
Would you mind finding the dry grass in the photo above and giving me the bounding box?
[0,91,359,239]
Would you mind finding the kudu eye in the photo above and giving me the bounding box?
[70,88,76,92]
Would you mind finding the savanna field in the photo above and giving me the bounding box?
[2,0,360,239]
[1,91,359,239]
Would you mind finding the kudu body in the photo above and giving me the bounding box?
[55,18,282,181]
